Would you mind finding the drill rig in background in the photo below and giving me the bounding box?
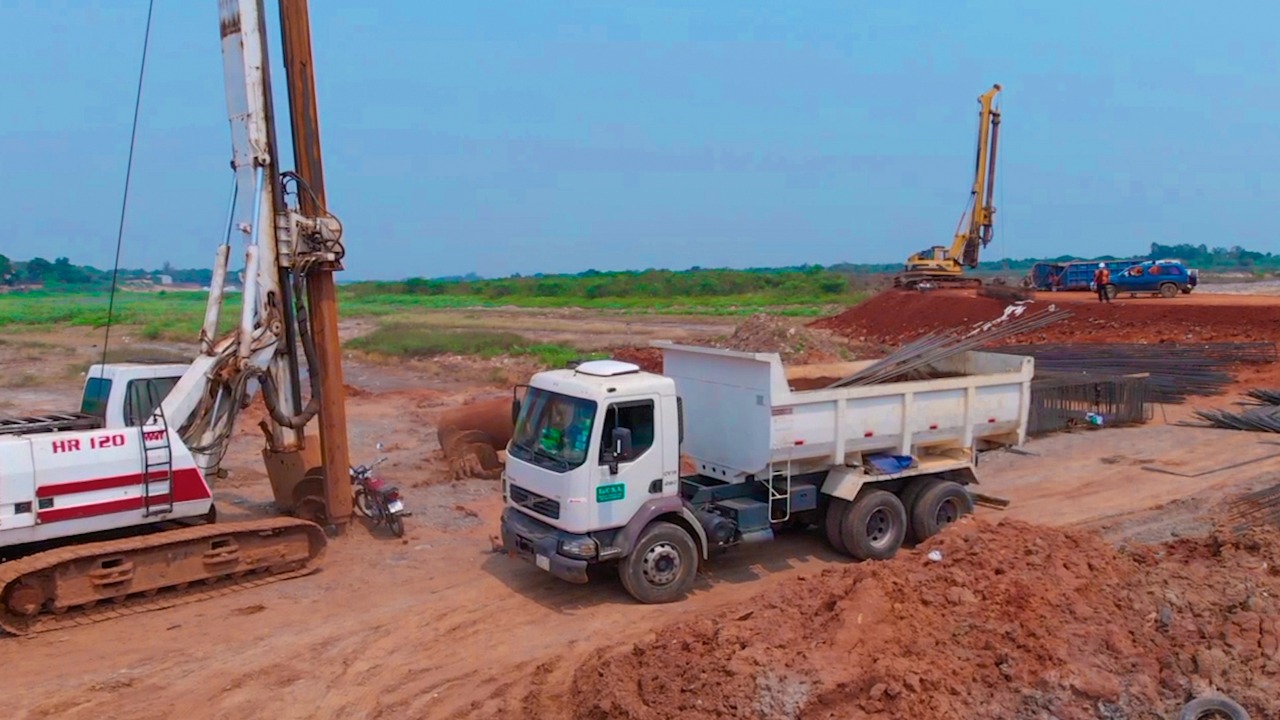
[0,0,352,634]
[895,84,1002,290]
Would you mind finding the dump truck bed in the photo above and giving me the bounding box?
[655,342,1034,481]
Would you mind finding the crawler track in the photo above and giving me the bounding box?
[0,517,326,636]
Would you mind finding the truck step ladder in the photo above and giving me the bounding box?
[764,459,793,524]
[139,383,175,517]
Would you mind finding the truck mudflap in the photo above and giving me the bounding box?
[499,508,588,584]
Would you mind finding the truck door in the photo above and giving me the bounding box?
[592,398,663,529]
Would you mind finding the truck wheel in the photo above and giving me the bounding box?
[840,490,907,561]
[1103,284,1118,301]
[1159,282,1178,298]
[824,498,851,555]
[1178,696,1251,720]
[911,481,974,542]
[619,521,698,604]
[899,478,939,521]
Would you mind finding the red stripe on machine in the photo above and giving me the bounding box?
[37,469,181,498]
[36,469,210,523]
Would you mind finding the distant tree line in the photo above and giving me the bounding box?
[348,265,851,301]
[7,241,1276,296]
[0,255,214,289]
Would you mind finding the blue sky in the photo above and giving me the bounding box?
[1,1,1276,280]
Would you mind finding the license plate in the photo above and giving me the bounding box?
[535,554,551,572]
[387,499,404,513]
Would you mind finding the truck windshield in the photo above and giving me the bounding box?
[509,388,596,472]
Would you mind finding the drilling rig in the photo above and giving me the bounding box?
[0,0,352,635]
[895,84,1002,290]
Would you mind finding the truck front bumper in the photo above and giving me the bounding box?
[499,507,589,584]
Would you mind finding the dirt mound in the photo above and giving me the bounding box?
[568,519,1280,720]
[710,314,865,364]
[813,289,1280,346]
[610,347,664,374]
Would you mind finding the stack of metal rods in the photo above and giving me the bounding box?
[992,343,1277,403]
[1245,388,1280,405]
[1190,406,1280,433]
[825,304,1072,388]
[1228,482,1280,528]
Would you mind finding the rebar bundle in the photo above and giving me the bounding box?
[826,303,1072,388]
[1245,388,1280,406]
[1227,482,1280,528]
[993,343,1277,403]
[1189,406,1280,433]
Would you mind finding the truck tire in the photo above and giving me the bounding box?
[899,478,940,522]
[824,498,851,555]
[619,521,698,604]
[840,490,907,561]
[910,480,974,542]
[1103,283,1117,301]
[1178,696,1250,720]
[1159,282,1178,298]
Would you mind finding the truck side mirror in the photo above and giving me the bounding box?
[510,398,521,426]
[611,427,633,461]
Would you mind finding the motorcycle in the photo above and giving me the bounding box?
[350,443,406,537]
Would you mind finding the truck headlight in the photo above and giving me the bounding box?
[558,536,598,559]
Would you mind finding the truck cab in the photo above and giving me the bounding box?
[1105,260,1197,298]
[500,361,684,588]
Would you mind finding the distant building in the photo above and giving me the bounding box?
[157,274,174,285]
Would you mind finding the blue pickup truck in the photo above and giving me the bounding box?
[1101,260,1198,299]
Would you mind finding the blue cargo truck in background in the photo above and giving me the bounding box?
[1026,259,1198,298]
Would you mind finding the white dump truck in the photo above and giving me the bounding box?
[498,342,1033,603]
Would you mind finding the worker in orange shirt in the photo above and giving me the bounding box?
[1093,263,1111,303]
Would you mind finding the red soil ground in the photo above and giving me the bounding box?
[568,518,1280,720]
[811,289,1280,346]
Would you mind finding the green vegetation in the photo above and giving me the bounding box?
[351,265,850,299]
[347,324,600,367]
[343,266,863,317]
[0,290,240,340]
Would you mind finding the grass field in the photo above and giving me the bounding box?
[0,281,862,343]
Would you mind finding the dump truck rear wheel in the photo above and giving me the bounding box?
[911,481,974,542]
[899,478,939,525]
[841,490,907,561]
[824,498,851,555]
[1159,282,1178,298]
[620,521,698,604]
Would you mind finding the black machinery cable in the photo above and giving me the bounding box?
[98,0,157,372]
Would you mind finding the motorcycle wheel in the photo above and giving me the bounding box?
[353,489,374,519]
[387,513,405,538]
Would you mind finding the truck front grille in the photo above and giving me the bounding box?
[509,484,561,520]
